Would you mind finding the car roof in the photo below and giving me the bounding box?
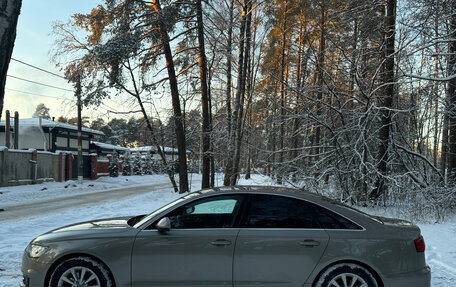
[201,185,329,202]
[137,185,382,230]
[196,186,381,226]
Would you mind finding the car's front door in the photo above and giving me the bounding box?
[131,194,243,287]
[233,194,330,287]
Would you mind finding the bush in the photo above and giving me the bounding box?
[122,151,132,176]
[109,151,119,177]
[133,152,143,175]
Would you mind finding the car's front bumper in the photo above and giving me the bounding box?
[19,275,29,287]
[384,265,431,287]
[20,250,51,287]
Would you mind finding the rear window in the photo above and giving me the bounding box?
[314,206,363,230]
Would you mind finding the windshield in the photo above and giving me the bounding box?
[134,191,203,228]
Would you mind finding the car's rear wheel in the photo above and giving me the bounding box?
[48,257,113,287]
[315,263,379,287]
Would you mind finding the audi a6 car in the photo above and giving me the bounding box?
[21,186,431,287]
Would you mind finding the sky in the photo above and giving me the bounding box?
[2,0,139,122]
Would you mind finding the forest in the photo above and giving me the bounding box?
[44,0,456,220]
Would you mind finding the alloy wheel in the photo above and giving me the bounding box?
[57,266,101,287]
[329,273,369,287]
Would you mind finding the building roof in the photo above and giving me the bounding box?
[91,141,129,151]
[0,118,104,136]
[130,145,189,154]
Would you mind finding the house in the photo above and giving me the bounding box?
[130,145,186,162]
[90,141,129,156]
[0,118,104,154]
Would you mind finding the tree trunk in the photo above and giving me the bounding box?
[124,59,180,193]
[372,0,396,199]
[441,95,449,181]
[433,14,440,167]
[231,0,252,186]
[447,1,456,181]
[208,60,215,188]
[277,0,289,185]
[196,0,211,189]
[224,0,247,186]
[290,10,305,183]
[0,0,22,121]
[151,0,189,193]
[225,0,234,140]
[245,109,251,179]
[314,0,326,164]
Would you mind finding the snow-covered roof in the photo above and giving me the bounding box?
[91,141,129,151]
[130,145,189,154]
[0,118,104,136]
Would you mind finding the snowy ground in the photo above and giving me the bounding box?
[0,174,455,286]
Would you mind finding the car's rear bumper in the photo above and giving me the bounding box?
[383,265,431,287]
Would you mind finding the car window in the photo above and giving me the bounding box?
[241,194,321,228]
[159,195,242,229]
[136,191,204,228]
[192,199,237,214]
[314,205,363,230]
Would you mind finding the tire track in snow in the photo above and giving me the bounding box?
[0,181,199,222]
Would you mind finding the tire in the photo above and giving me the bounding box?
[49,256,114,287]
[315,263,379,287]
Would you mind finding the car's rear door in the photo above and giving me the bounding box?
[131,194,243,287]
[233,194,329,287]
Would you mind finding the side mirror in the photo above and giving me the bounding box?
[156,217,171,233]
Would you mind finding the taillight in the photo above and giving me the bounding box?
[414,236,425,252]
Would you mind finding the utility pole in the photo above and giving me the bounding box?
[5,110,10,148]
[76,76,83,184]
[14,111,19,149]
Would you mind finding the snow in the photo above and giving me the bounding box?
[130,145,190,154]
[0,175,171,209]
[91,141,128,152]
[0,118,104,136]
[420,222,456,287]
[0,174,454,286]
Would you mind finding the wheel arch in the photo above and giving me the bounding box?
[44,252,117,287]
[311,259,384,287]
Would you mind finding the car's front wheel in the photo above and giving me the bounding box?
[315,263,379,287]
[49,256,113,287]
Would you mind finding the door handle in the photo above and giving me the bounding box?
[210,239,231,246]
[300,239,320,247]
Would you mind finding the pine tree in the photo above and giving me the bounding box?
[143,151,153,175]
[122,151,132,176]
[32,103,51,119]
[109,151,119,177]
[133,152,143,175]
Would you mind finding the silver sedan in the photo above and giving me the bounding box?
[21,186,431,287]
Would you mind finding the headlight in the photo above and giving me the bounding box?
[25,243,49,258]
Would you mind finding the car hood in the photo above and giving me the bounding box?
[34,216,136,243]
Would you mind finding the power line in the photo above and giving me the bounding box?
[5,88,74,101]
[7,74,74,92]
[11,58,67,79]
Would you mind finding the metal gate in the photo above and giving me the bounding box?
[71,155,92,179]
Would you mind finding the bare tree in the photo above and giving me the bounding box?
[0,0,22,121]
[196,0,211,189]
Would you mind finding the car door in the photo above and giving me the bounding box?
[233,194,330,287]
[131,194,244,287]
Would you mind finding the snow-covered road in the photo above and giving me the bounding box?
[0,182,181,221]
[0,174,455,286]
